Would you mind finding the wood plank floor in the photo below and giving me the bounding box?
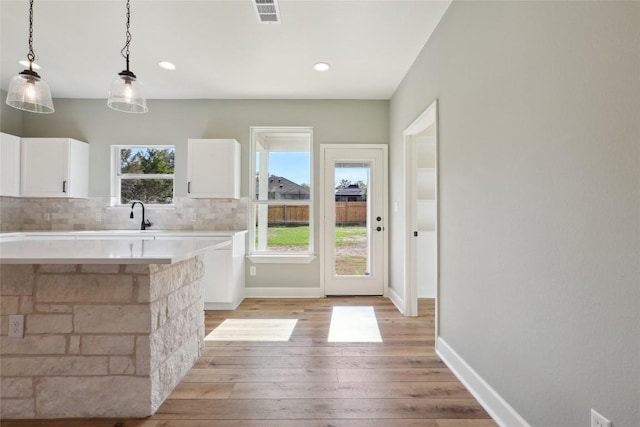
[3,297,497,427]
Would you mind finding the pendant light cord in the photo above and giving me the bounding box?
[26,0,35,70]
[121,0,132,72]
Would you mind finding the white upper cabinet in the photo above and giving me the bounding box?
[0,133,21,197]
[187,139,240,199]
[21,138,89,198]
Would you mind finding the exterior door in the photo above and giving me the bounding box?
[321,146,387,295]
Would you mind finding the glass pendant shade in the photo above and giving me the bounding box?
[6,68,54,114]
[107,71,148,113]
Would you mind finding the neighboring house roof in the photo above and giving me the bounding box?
[335,185,366,198]
[256,175,310,199]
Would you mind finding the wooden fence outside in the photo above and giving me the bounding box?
[335,201,367,225]
[268,205,309,224]
[267,201,367,225]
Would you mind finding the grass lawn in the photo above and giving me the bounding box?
[266,225,367,275]
[334,225,367,246]
[267,225,366,246]
[267,226,311,246]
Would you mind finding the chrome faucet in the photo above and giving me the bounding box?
[130,201,152,230]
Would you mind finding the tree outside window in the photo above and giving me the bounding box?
[115,146,175,205]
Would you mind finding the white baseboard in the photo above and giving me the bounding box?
[436,337,531,427]
[243,287,325,298]
[388,287,405,315]
[204,298,243,310]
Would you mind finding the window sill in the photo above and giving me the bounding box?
[105,205,177,211]
[247,255,317,264]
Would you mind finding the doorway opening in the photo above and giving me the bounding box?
[404,101,438,321]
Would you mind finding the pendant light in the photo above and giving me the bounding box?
[107,0,148,113]
[5,0,54,114]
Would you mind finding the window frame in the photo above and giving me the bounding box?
[111,144,176,207]
[248,127,314,257]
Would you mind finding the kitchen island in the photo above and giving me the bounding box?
[0,236,231,419]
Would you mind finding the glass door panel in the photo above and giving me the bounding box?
[322,147,386,296]
[334,163,371,276]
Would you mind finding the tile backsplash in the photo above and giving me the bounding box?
[0,196,248,232]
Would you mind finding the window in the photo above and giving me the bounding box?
[112,145,175,205]
[250,127,313,255]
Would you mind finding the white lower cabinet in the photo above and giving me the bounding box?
[202,246,233,305]
[155,232,246,309]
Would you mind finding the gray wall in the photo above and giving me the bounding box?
[389,1,639,426]
[20,98,389,287]
[0,89,24,136]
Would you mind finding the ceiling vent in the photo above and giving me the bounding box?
[253,0,281,24]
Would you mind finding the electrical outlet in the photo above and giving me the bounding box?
[591,409,611,427]
[250,266,257,276]
[44,212,51,222]
[8,315,24,338]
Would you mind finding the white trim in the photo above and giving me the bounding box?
[403,104,437,136]
[436,337,531,427]
[104,206,177,212]
[244,287,325,298]
[248,126,314,255]
[403,100,438,321]
[388,286,405,315]
[111,145,176,207]
[247,255,316,264]
[204,300,243,310]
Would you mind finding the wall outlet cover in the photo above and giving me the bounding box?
[8,314,25,338]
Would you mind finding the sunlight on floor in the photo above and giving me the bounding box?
[328,306,383,342]
[205,319,298,342]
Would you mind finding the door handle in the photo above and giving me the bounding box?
[188,182,191,194]
[62,181,67,193]
[376,226,382,232]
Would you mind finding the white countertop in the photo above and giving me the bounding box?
[0,229,247,241]
[0,237,232,264]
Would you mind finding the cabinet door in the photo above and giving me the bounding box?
[187,139,240,199]
[67,139,89,198]
[0,133,21,197]
[21,138,69,197]
[203,248,233,304]
[21,138,89,198]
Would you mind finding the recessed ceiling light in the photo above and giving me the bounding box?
[18,60,41,70]
[313,62,330,72]
[158,61,176,71]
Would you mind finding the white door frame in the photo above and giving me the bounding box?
[319,144,389,297]
[403,100,439,319]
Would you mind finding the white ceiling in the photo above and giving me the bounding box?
[0,0,451,100]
